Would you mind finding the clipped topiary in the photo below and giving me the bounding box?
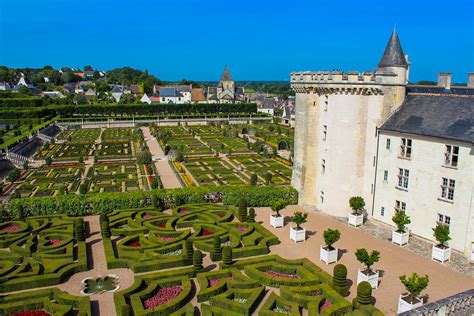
[333,264,349,297]
[75,219,85,241]
[211,236,222,261]
[248,208,256,223]
[238,198,248,222]
[222,246,233,266]
[121,304,130,316]
[99,213,109,224]
[193,250,204,272]
[151,193,158,208]
[101,221,111,238]
[357,281,372,305]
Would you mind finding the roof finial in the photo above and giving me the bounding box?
[393,24,396,32]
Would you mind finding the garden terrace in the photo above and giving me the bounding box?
[0,287,91,315]
[96,140,134,161]
[87,162,142,193]
[103,204,279,272]
[52,142,94,161]
[101,127,134,141]
[200,136,250,154]
[0,215,87,293]
[14,164,84,197]
[68,128,101,142]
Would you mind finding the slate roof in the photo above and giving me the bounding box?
[380,94,474,143]
[378,30,408,68]
[220,66,233,81]
[159,87,177,97]
[407,85,474,96]
[191,88,206,101]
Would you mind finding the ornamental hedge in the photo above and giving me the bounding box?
[0,287,91,315]
[8,185,298,218]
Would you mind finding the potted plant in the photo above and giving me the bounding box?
[320,229,340,264]
[355,248,380,289]
[270,199,286,228]
[348,196,365,227]
[392,212,411,246]
[397,273,429,313]
[290,211,307,242]
[431,224,451,263]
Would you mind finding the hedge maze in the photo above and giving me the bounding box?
[0,215,87,293]
[103,204,279,273]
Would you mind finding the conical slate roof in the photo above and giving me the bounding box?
[220,66,233,81]
[378,31,408,68]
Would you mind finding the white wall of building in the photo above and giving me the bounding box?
[373,131,474,258]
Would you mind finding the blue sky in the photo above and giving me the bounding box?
[0,0,473,82]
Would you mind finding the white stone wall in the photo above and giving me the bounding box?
[373,131,474,257]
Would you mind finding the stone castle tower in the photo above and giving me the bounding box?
[290,31,409,217]
[219,66,235,93]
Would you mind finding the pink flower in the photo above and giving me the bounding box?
[143,286,183,309]
[49,239,62,246]
[179,210,189,214]
[1,225,20,232]
[143,214,152,219]
[320,299,332,312]
[160,237,175,242]
[265,270,299,279]
[6,310,51,316]
[209,279,220,287]
[235,226,247,233]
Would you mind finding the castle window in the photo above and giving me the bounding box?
[400,138,412,159]
[383,170,388,182]
[397,168,409,189]
[321,159,326,174]
[320,191,324,204]
[386,139,391,150]
[381,207,385,216]
[323,125,327,141]
[437,213,451,227]
[441,178,455,201]
[444,145,459,167]
[395,200,406,212]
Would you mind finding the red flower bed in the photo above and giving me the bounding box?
[2,182,15,195]
[199,229,213,236]
[320,299,332,313]
[209,279,220,287]
[7,310,51,316]
[265,270,299,279]
[129,241,141,247]
[179,210,189,215]
[97,161,130,165]
[156,223,166,228]
[1,225,20,232]
[235,226,247,233]
[160,237,175,242]
[143,286,183,309]
[48,163,80,167]
[49,239,63,246]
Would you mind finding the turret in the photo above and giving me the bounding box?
[376,30,409,85]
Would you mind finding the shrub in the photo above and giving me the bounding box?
[101,221,111,238]
[193,250,204,272]
[211,237,222,261]
[238,198,247,222]
[400,273,429,299]
[79,184,87,195]
[264,172,272,185]
[78,156,84,163]
[222,246,233,266]
[22,161,28,170]
[355,248,380,272]
[121,304,130,316]
[333,264,348,296]
[75,220,85,241]
[99,213,109,223]
[151,193,158,207]
[323,229,341,249]
[271,199,286,216]
[250,174,258,186]
[248,208,255,223]
[7,168,20,183]
[185,240,194,261]
[356,281,372,305]
[292,212,308,230]
[349,196,365,215]
[45,156,52,165]
[432,224,450,247]
[392,211,411,233]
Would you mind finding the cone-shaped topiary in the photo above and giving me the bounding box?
[151,194,158,208]
[333,264,348,297]
[75,220,85,241]
[193,250,204,272]
[185,240,194,262]
[238,198,248,222]
[357,281,372,305]
[101,221,111,238]
[99,213,109,224]
[211,236,222,261]
[248,208,256,223]
[121,304,130,316]
[222,246,233,266]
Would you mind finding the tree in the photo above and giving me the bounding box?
[84,65,93,71]
[78,156,84,163]
[211,236,222,261]
[223,246,233,266]
[45,156,52,165]
[356,281,372,305]
[349,196,365,215]
[323,229,341,250]
[137,149,152,164]
[18,86,31,95]
[399,273,429,301]
[75,94,87,105]
[22,161,29,170]
[355,248,380,272]
[79,184,87,195]
[7,168,20,183]
[292,211,308,230]
[271,199,286,216]
[432,224,450,247]
[392,211,411,233]
[248,208,255,223]
[250,173,258,186]
[101,221,111,238]
[193,250,204,272]
[185,240,194,261]
[151,178,159,189]
[333,264,348,296]
[238,198,247,222]
[264,172,272,185]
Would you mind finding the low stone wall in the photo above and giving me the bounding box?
[398,289,473,315]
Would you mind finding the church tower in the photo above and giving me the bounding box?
[290,31,409,217]
[219,66,235,92]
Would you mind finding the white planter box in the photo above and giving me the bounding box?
[357,269,379,289]
[270,214,284,228]
[392,230,409,246]
[397,294,423,313]
[348,213,364,227]
[290,226,306,243]
[320,245,338,264]
[431,245,451,263]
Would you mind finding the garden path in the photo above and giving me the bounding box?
[141,127,182,189]
[58,215,135,316]
[255,205,474,315]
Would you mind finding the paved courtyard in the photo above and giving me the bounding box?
[256,205,474,315]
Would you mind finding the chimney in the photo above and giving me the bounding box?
[437,72,452,89]
[468,73,474,88]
